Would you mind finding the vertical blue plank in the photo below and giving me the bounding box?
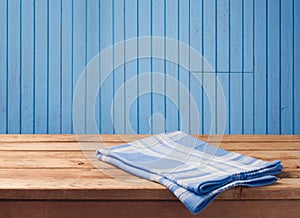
[243,0,254,134]
[152,0,165,134]
[100,0,114,133]
[138,0,151,134]
[179,0,190,133]
[165,0,178,132]
[35,0,48,133]
[295,0,300,134]
[216,0,229,134]
[124,0,137,133]
[152,0,165,133]
[280,0,293,134]
[0,0,7,133]
[61,0,72,133]
[86,0,99,133]
[267,0,280,134]
[73,0,86,133]
[203,0,216,134]
[254,0,267,134]
[48,0,61,133]
[21,0,34,133]
[230,0,242,134]
[113,0,125,134]
[190,0,203,134]
[8,0,21,133]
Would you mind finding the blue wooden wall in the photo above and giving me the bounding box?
[0,0,299,134]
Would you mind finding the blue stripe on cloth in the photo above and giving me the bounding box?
[95,131,283,214]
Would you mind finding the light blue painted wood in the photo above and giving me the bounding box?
[34,0,48,133]
[0,0,298,135]
[295,0,300,134]
[21,0,34,133]
[113,0,125,134]
[0,0,7,133]
[230,0,242,134]
[189,0,203,134]
[179,0,189,133]
[138,0,151,134]
[165,0,179,132]
[61,0,73,134]
[151,0,166,134]
[86,0,100,134]
[216,0,229,134]
[203,0,215,134]
[267,0,280,134]
[100,0,114,134]
[8,0,21,133]
[124,0,138,134]
[73,0,86,133]
[280,0,293,134]
[243,0,254,134]
[48,0,61,134]
[254,0,267,134]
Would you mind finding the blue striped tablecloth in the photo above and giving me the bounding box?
[95,131,283,214]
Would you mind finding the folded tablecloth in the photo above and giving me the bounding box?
[95,131,283,214]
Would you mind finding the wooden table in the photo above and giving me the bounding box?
[0,135,299,218]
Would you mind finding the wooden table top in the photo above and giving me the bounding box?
[0,134,299,201]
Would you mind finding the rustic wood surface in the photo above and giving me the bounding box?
[0,134,299,217]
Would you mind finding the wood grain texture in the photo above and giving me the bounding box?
[0,200,299,218]
[1,134,300,142]
[0,134,299,217]
[0,134,298,201]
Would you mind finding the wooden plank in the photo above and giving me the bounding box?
[280,0,293,134]
[179,0,190,133]
[230,0,243,134]
[86,0,100,134]
[0,155,297,171]
[0,166,297,180]
[124,0,138,134]
[138,0,151,134]
[0,200,299,218]
[151,0,165,134]
[189,0,203,135]
[254,0,267,134]
[278,169,300,179]
[267,0,280,134]
[0,178,299,201]
[0,151,298,170]
[0,141,299,151]
[113,0,125,134]
[21,0,34,133]
[8,0,21,133]
[0,158,93,169]
[35,0,48,133]
[61,0,73,134]
[243,0,254,134]
[73,0,86,134]
[1,134,300,142]
[0,0,7,134]
[216,0,230,134]
[48,0,61,134]
[295,0,300,134]
[0,150,298,161]
[165,0,179,132]
[0,168,111,180]
[203,0,216,134]
[0,177,298,200]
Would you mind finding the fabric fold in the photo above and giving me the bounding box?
[95,131,283,214]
